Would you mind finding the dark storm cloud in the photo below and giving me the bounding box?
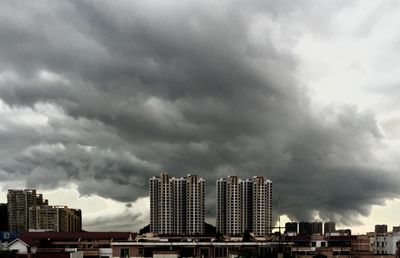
[0,0,399,229]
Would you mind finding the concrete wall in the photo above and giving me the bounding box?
[70,251,83,258]
[8,240,28,254]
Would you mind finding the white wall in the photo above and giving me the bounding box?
[70,251,84,258]
[153,254,179,258]
[99,248,112,258]
[8,240,28,254]
[375,233,400,254]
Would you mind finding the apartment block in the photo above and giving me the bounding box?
[375,224,388,235]
[216,178,227,234]
[324,222,336,235]
[252,176,272,236]
[29,205,82,232]
[186,175,205,235]
[285,222,298,234]
[7,189,47,231]
[226,176,242,235]
[7,189,81,232]
[216,176,272,236]
[150,173,205,235]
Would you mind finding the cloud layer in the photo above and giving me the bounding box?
[0,0,399,229]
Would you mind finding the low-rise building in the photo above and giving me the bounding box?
[375,231,400,255]
[7,231,135,258]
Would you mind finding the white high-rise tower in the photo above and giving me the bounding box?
[216,176,272,236]
[149,173,205,235]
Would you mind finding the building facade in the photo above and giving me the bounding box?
[150,173,205,235]
[226,176,242,235]
[324,222,336,235]
[29,205,82,232]
[216,178,227,235]
[375,231,400,255]
[310,222,323,235]
[216,176,272,236]
[186,175,205,235]
[252,176,272,236]
[285,222,298,235]
[7,189,47,231]
[0,203,8,231]
[7,189,81,232]
[375,224,388,235]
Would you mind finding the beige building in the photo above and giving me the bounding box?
[8,189,81,232]
[252,176,272,236]
[217,176,272,236]
[29,205,82,232]
[7,189,48,231]
[150,173,205,235]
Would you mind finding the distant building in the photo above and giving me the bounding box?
[29,205,82,232]
[299,222,311,236]
[7,231,134,257]
[216,176,272,236]
[7,189,47,231]
[375,224,388,235]
[226,176,242,235]
[310,222,322,235]
[186,175,205,235]
[0,203,7,231]
[252,176,272,236]
[216,178,227,234]
[285,222,298,234]
[375,231,400,255]
[324,222,336,235]
[7,189,81,232]
[150,173,205,235]
[393,226,400,233]
[336,229,352,236]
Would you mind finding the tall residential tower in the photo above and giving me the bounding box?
[150,173,205,235]
[217,176,272,236]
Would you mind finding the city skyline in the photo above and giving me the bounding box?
[1,185,399,236]
[1,0,400,234]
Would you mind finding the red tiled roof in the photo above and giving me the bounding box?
[18,236,37,246]
[19,232,136,241]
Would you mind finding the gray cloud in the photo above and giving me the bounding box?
[84,209,145,232]
[0,0,399,229]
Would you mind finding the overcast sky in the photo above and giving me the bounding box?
[1,0,400,233]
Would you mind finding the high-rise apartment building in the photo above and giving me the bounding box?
[310,221,323,235]
[253,176,273,236]
[299,222,311,236]
[285,222,298,234]
[216,176,272,236]
[150,173,205,235]
[7,189,81,232]
[241,179,253,232]
[216,178,227,235]
[186,175,205,235]
[324,222,336,235]
[226,176,242,235]
[7,189,47,231]
[29,205,82,232]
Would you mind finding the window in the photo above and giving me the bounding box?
[139,248,144,255]
[120,248,129,258]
